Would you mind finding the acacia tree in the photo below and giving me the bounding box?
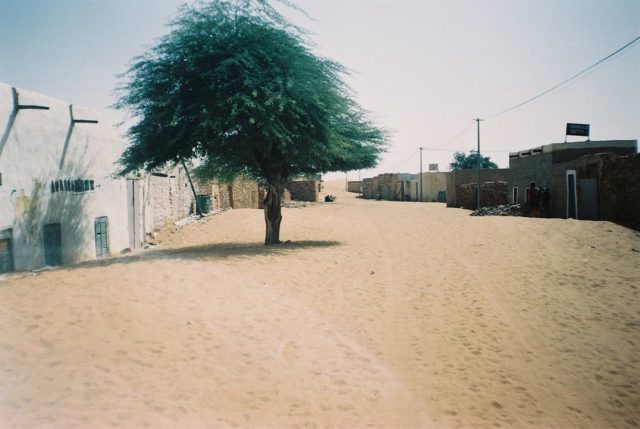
[449,150,498,170]
[116,0,387,244]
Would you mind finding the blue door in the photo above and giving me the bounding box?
[94,217,109,257]
[0,229,13,273]
[43,223,63,266]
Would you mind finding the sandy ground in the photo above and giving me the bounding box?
[1,180,639,429]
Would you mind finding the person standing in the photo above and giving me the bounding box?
[541,187,551,217]
[528,182,541,217]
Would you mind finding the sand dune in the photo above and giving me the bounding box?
[1,180,639,428]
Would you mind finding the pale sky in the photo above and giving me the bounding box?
[1,0,638,180]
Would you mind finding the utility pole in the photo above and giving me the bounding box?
[474,118,484,210]
[181,159,203,217]
[419,146,423,202]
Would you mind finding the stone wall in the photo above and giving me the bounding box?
[286,180,322,202]
[228,177,262,209]
[145,169,194,232]
[446,169,509,207]
[576,153,640,229]
[147,173,268,232]
[458,181,508,209]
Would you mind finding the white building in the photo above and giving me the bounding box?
[0,83,147,272]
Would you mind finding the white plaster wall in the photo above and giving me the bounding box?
[0,83,130,271]
[413,172,447,202]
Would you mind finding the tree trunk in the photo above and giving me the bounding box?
[264,176,284,245]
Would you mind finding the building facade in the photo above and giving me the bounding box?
[508,140,637,219]
[0,84,134,272]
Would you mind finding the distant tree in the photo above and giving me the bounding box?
[116,0,387,244]
[449,150,498,170]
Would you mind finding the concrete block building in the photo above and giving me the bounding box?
[508,140,637,219]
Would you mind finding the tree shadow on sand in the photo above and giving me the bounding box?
[60,240,342,271]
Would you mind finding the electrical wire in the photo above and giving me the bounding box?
[388,148,419,171]
[484,34,640,119]
[423,122,474,150]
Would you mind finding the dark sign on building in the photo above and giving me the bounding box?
[566,123,590,137]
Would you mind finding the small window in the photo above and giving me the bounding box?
[512,187,518,203]
[525,188,530,203]
[54,181,60,192]
[51,182,55,193]
[84,180,90,191]
[89,180,95,190]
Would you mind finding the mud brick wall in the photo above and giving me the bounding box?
[361,179,374,199]
[458,181,508,209]
[347,181,363,193]
[286,180,321,202]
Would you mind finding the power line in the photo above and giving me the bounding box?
[485,34,640,119]
[389,148,418,171]
[420,147,510,153]
[430,122,474,149]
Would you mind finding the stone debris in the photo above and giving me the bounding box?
[470,204,525,217]
[283,201,316,208]
[173,208,229,228]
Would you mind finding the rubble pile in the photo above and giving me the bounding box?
[283,201,316,208]
[458,181,508,209]
[470,204,525,217]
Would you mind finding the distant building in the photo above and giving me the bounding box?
[347,181,363,193]
[445,168,509,208]
[286,178,322,202]
[415,172,447,202]
[508,140,637,219]
[357,171,453,204]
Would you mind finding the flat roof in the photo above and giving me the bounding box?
[509,139,637,158]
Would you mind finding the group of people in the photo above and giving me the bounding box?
[527,182,551,218]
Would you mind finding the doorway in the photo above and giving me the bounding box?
[43,223,63,266]
[566,170,577,219]
[127,179,144,249]
[0,229,13,273]
[94,216,109,257]
[578,179,598,220]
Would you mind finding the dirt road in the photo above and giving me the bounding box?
[1,181,639,428]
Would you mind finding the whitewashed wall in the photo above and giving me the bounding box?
[0,83,132,271]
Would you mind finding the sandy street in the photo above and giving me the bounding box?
[1,180,639,428]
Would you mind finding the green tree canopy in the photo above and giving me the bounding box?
[449,150,498,170]
[116,0,388,244]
